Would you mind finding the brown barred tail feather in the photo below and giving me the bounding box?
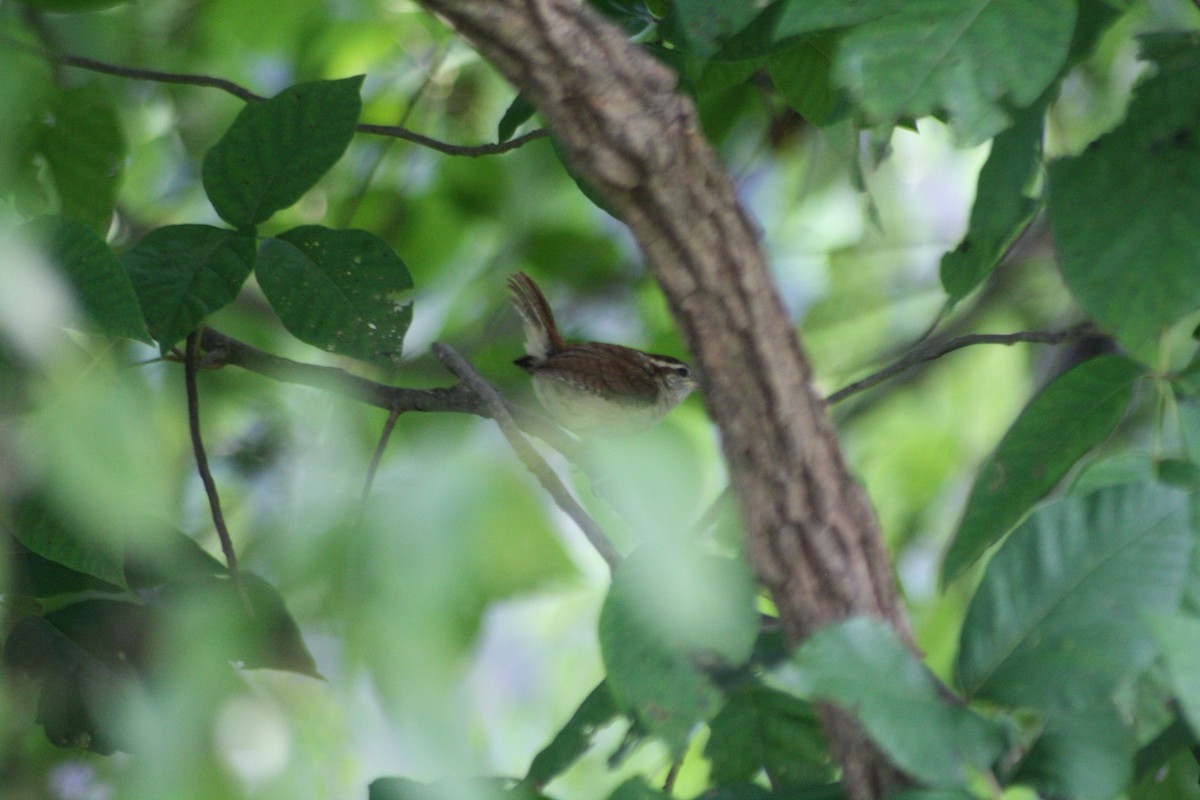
[507,272,564,360]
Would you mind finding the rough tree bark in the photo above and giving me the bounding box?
[414,2,914,797]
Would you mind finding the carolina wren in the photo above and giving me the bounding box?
[508,272,697,435]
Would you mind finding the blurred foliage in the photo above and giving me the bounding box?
[2,1,1200,800]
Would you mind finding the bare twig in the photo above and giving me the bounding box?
[4,35,549,158]
[184,331,250,612]
[431,342,620,571]
[827,323,1095,405]
[662,760,683,795]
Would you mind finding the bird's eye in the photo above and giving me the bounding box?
[675,365,691,378]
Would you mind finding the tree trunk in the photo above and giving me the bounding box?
[415,2,914,797]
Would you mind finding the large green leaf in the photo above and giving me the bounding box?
[670,0,762,59]
[1149,614,1200,739]
[598,544,758,755]
[36,84,125,234]
[833,0,1076,144]
[9,495,126,590]
[1048,34,1200,354]
[940,100,1044,304]
[524,682,621,789]
[772,0,894,39]
[773,617,1004,789]
[202,76,363,229]
[123,224,255,352]
[767,35,844,127]
[1012,706,1133,800]
[705,681,830,788]
[21,215,150,343]
[608,777,669,800]
[256,226,412,367]
[941,355,1143,585]
[957,483,1194,712]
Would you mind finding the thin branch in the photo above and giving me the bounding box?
[826,323,1095,405]
[195,327,580,456]
[4,35,549,158]
[184,331,250,612]
[662,760,683,795]
[431,342,621,572]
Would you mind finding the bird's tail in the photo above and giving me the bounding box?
[507,272,564,360]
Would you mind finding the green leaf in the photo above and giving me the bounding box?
[833,0,1076,144]
[1069,451,1156,496]
[1048,34,1200,354]
[20,215,150,343]
[498,94,536,143]
[8,495,126,590]
[202,76,364,228]
[6,535,119,598]
[524,682,621,788]
[1013,706,1133,800]
[671,0,763,59]
[13,0,130,10]
[957,484,1194,713]
[123,224,255,352]
[1149,614,1200,739]
[256,226,412,367]
[3,615,130,753]
[705,681,830,788]
[36,84,125,234]
[941,355,1143,585]
[608,777,669,800]
[772,0,894,39]
[773,617,1004,789]
[587,0,656,38]
[940,100,1045,304]
[598,544,758,755]
[767,35,844,127]
[156,572,321,679]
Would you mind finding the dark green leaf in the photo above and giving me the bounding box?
[3,616,131,753]
[705,681,830,787]
[767,35,844,127]
[886,792,975,800]
[20,215,150,343]
[772,0,893,39]
[1048,34,1200,353]
[941,355,1143,584]
[156,571,321,679]
[524,682,621,788]
[202,76,364,228]
[1013,707,1133,800]
[940,100,1045,304]
[1149,615,1200,739]
[599,544,758,755]
[587,0,656,38]
[44,599,153,673]
[123,224,255,352]
[957,484,1193,712]
[672,0,762,59]
[37,84,124,234]
[498,94,536,143]
[14,0,130,10]
[9,494,126,589]
[256,226,412,367]
[5,535,119,598]
[774,617,1004,788]
[369,777,547,800]
[608,777,669,800]
[833,0,1076,144]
